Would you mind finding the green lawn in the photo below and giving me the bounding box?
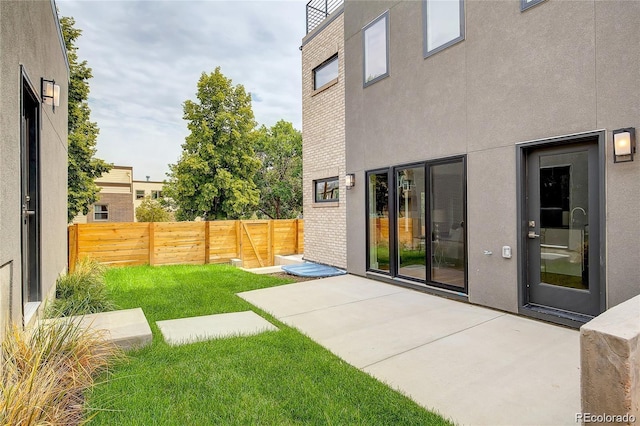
[88,264,452,425]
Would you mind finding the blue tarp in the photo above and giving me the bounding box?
[281,263,347,278]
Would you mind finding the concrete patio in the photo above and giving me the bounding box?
[239,274,580,426]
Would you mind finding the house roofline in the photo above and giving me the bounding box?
[50,0,70,79]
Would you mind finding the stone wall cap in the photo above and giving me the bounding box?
[580,295,640,339]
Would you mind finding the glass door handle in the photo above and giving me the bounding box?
[528,231,540,239]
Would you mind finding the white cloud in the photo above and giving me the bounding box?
[57,0,306,181]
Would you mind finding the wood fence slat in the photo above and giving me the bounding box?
[149,222,155,266]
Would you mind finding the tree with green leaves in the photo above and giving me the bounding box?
[61,16,111,222]
[135,197,173,222]
[254,121,302,219]
[164,68,260,221]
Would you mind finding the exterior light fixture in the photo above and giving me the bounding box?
[41,78,60,109]
[345,173,355,189]
[613,128,635,163]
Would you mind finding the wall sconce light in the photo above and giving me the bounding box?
[345,173,355,189]
[613,128,635,163]
[41,78,60,109]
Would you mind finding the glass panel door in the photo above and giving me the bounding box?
[396,166,426,280]
[429,160,465,288]
[526,141,600,316]
[368,172,390,272]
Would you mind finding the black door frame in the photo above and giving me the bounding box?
[516,130,606,327]
[20,66,42,313]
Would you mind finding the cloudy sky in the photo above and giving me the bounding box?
[56,0,306,181]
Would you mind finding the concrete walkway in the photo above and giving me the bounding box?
[238,274,581,426]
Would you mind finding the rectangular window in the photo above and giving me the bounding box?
[313,54,339,90]
[423,0,465,58]
[136,190,145,199]
[367,171,390,272]
[314,177,339,202]
[521,0,545,11]
[94,204,108,221]
[363,11,389,87]
[151,190,162,199]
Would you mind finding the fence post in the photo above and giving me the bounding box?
[68,224,78,273]
[148,222,155,266]
[269,220,275,266]
[236,220,242,262]
[204,221,210,264]
[295,219,300,254]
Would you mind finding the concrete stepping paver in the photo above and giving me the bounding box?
[157,311,278,346]
[42,308,153,350]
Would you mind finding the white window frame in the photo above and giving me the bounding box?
[94,204,109,221]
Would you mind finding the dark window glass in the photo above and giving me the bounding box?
[429,160,465,288]
[314,177,339,202]
[94,204,108,221]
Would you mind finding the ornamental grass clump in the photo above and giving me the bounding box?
[0,317,122,425]
[48,257,116,317]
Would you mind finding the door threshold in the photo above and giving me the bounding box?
[521,303,593,328]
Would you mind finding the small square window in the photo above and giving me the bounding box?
[94,204,108,221]
[363,11,389,87]
[520,0,546,11]
[151,190,161,199]
[314,54,339,91]
[314,177,339,202]
[136,190,145,199]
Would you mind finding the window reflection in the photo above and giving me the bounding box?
[364,12,388,84]
[397,167,426,280]
[368,172,389,271]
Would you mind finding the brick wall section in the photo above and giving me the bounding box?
[301,13,347,269]
[87,193,134,223]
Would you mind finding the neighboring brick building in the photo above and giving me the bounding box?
[73,166,134,223]
[301,1,346,269]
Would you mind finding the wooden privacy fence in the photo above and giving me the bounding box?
[68,219,304,272]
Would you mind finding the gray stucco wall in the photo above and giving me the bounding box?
[0,0,69,328]
[344,0,640,314]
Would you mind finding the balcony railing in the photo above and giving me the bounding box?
[306,0,343,34]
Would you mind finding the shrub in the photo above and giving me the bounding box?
[0,317,122,425]
[48,258,115,317]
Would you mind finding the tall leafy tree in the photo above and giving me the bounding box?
[254,121,302,219]
[164,68,260,221]
[61,16,111,222]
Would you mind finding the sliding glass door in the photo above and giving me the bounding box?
[368,171,390,272]
[366,157,467,293]
[396,166,426,280]
[429,160,466,289]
